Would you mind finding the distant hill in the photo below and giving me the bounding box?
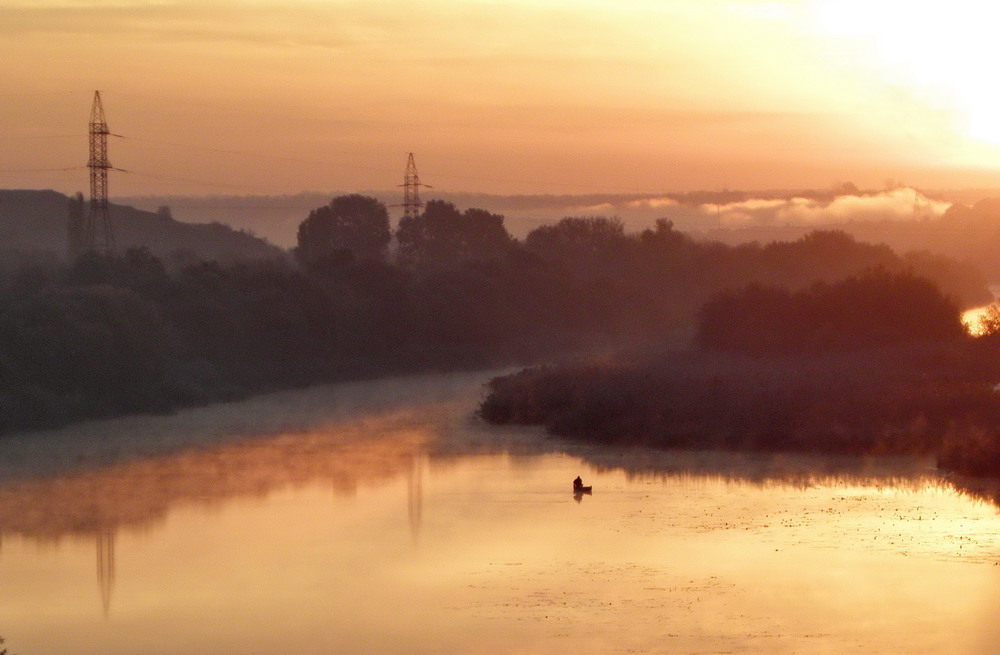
[0,189,285,264]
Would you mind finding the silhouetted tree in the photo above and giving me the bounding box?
[396,200,511,267]
[524,216,628,265]
[0,220,993,439]
[696,269,966,354]
[978,304,1000,337]
[295,194,390,269]
[67,192,86,259]
[0,284,173,417]
[67,247,169,298]
[639,218,689,251]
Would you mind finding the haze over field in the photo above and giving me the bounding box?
[6,1,1000,198]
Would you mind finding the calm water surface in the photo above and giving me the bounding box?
[2,371,1000,654]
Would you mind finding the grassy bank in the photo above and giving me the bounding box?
[480,272,1000,478]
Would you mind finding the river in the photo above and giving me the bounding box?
[1,370,1000,654]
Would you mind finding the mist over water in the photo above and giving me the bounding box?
[1,371,999,655]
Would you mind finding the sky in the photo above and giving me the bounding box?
[4,0,1000,197]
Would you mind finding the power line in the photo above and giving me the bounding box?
[0,91,87,98]
[109,132,674,195]
[115,168,276,191]
[5,93,881,198]
[0,166,82,173]
[111,133,396,175]
[8,134,82,141]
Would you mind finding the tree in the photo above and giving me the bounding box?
[976,303,1000,337]
[295,194,390,269]
[524,216,628,265]
[639,218,689,251]
[695,269,966,355]
[396,200,511,267]
[67,192,86,259]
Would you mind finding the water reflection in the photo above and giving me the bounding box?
[0,418,431,539]
[576,447,942,490]
[0,421,432,614]
[946,474,1000,508]
[96,531,114,617]
[0,370,488,482]
[2,370,1000,653]
[0,374,980,545]
[408,455,425,544]
[0,372,481,617]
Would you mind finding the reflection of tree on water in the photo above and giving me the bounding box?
[0,416,434,614]
[946,475,1000,508]
[575,449,945,491]
[2,370,998,618]
[0,369,493,617]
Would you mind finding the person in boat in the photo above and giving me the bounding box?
[573,476,583,491]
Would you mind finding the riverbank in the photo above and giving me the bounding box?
[481,270,1000,478]
[480,341,1000,478]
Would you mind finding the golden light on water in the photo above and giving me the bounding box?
[2,373,1000,654]
[2,448,1000,655]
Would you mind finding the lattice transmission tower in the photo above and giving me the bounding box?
[86,90,115,254]
[400,152,431,220]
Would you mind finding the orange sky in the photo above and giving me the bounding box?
[3,0,1000,196]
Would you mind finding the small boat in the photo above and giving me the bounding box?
[573,485,592,494]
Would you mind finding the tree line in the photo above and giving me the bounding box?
[480,268,1000,478]
[0,193,990,435]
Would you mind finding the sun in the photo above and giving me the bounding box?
[807,1,1000,150]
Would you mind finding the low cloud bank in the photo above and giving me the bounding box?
[697,188,950,228]
[501,188,953,237]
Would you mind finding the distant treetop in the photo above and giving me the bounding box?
[295,194,391,269]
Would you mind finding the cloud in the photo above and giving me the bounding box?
[701,188,949,228]
[626,197,679,209]
[0,3,397,49]
[569,202,617,214]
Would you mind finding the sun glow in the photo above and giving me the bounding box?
[7,1,1000,194]
[808,1,1000,151]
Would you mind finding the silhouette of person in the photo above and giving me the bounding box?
[573,476,583,490]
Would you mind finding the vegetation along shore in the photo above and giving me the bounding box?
[5,192,1000,478]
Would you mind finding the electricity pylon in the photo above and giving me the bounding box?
[400,153,431,220]
[86,90,115,254]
